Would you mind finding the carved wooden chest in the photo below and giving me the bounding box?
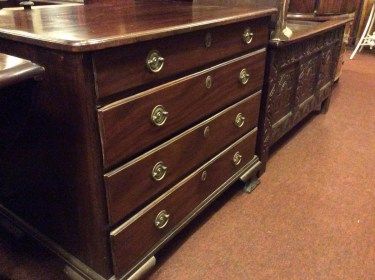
[258,21,346,173]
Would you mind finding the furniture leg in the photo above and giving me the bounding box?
[239,156,262,193]
[243,176,261,194]
[127,257,156,280]
[257,148,269,176]
[321,96,331,114]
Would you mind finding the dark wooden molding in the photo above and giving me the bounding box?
[271,18,351,46]
[288,11,356,21]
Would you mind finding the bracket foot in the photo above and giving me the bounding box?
[63,266,86,280]
[243,177,260,194]
[128,256,156,280]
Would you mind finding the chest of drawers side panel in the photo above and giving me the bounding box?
[0,40,113,278]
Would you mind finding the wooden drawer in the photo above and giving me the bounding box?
[110,130,258,278]
[98,50,266,169]
[92,17,269,99]
[105,93,261,224]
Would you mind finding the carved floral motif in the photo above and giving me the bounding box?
[296,56,319,105]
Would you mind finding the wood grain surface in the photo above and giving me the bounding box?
[98,50,266,169]
[110,130,258,278]
[0,53,44,89]
[0,0,276,51]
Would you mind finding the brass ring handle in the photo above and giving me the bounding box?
[203,126,210,138]
[243,28,254,45]
[201,171,208,182]
[205,32,212,48]
[151,105,169,126]
[205,75,213,89]
[155,210,170,229]
[152,162,168,181]
[239,69,250,85]
[146,50,165,73]
[233,151,243,166]
[235,113,246,128]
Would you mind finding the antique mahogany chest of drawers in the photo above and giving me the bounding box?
[0,2,276,279]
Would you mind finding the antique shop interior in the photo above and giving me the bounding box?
[0,0,374,279]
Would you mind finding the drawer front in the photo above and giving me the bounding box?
[110,130,258,278]
[93,17,269,99]
[98,50,266,169]
[105,93,261,224]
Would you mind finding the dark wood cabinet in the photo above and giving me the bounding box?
[288,0,361,81]
[0,2,276,279]
[289,0,316,14]
[289,0,359,15]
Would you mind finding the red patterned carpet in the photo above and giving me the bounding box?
[0,52,374,280]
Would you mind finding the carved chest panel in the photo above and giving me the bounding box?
[258,25,345,173]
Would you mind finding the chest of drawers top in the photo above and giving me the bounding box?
[0,53,44,89]
[0,0,276,52]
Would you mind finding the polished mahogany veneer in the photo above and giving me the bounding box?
[0,1,276,279]
[0,1,275,51]
[98,51,266,169]
[289,0,316,14]
[110,130,258,277]
[93,18,268,98]
[105,93,261,224]
[0,53,44,89]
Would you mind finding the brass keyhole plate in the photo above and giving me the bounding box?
[155,210,170,229]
